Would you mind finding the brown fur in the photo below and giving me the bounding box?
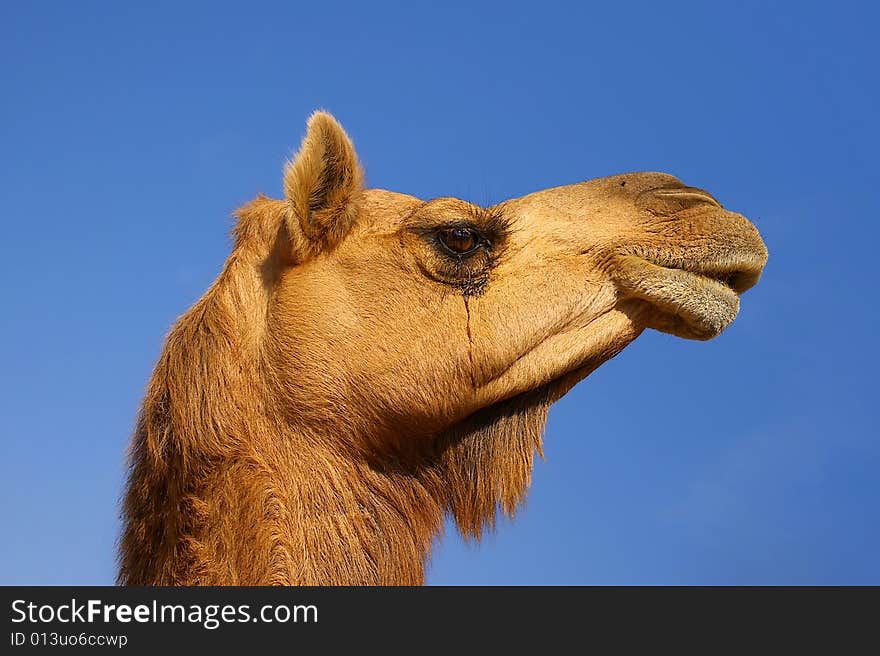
[119,111,768,585]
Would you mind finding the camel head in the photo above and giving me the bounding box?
[120,111,768,585]
[259,112,767,444]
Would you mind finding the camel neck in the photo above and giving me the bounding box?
[217,437,447,585]
[121,419,446,585]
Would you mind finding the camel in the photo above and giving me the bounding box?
[119,111,768,585]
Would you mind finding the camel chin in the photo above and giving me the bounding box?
[611,250,764,341]
[613,256,739,340]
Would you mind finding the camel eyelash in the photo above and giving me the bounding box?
[433,225,491,258]
[405,205,510,295]
[411,209,510,255]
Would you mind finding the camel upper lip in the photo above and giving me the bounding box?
[640,253,766,295]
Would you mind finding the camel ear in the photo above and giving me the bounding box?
[283,111,364,259]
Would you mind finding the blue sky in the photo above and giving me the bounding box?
[1,1,877,585]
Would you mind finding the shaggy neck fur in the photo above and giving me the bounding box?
[118,201,550,586]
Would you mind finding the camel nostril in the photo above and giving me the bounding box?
[637,184,724,216]
[653,187,723,209]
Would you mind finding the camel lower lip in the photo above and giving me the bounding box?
[612,255,741,340]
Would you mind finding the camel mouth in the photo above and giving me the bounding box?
[612,254,764,340]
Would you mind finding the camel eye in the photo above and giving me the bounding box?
[438,227,480,255]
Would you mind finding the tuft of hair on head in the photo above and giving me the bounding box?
[283,111,364,261]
